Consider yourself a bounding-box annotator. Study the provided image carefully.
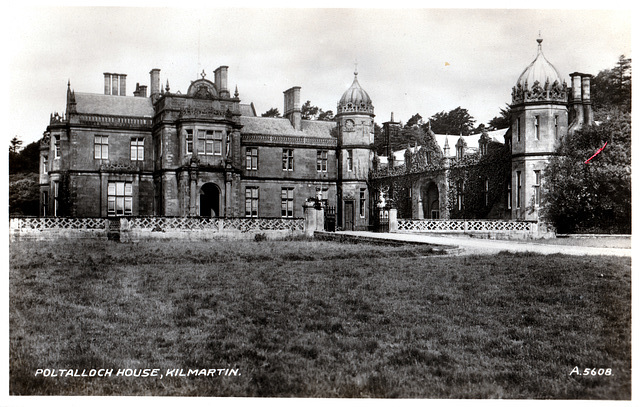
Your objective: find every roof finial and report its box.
[200,69,206,79]
[354,59,358,76]
[537,31,543,47]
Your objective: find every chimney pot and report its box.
[104,73,111,95]
[283,86,302,131]
[119,74,127,96]
[150,69,161,96]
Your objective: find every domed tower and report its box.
[335,70,375,230]
[510,37,568,220]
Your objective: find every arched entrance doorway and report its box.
[200,183,220,217]
[421,182,440,219]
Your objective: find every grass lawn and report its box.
[9,239,631,398]
[545,236,631,249]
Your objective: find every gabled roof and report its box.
[382,128,508,165]
[73,92,154,117]
[239,103,256,117]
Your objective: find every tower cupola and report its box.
[512,37,568,105]
[337,70,374,115]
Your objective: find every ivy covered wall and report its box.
[370,140,511,220]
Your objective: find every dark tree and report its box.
[428,107,476,135]
[317,110,334,121]
[9,138,41,216]
[261,108,281,117]
[591,55,631,116]
[301,100,320,120]
[9,136,23,153]
[488,105,512,130]
[10,140,40,174]
[405,113,423,128]
[541,112,631,233]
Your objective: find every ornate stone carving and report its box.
[194,85,215,100]
[512,79,568,105]
[178,106,231,119]
[100,160,138,172]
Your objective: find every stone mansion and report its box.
[39,38,593,229]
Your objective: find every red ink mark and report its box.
[585,142,607,164]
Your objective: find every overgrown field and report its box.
[9,239,631,398]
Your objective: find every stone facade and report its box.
[371,37,592,222]
[40,38,591,227]
[40,68,372,230]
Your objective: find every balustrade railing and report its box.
[11,216,304,233]
[397,219,535,232]
[12,217,107,230]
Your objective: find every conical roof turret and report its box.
[516,38,562,88]
[512,37,568,105]
[337,70,374,115]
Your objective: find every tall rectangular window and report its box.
[456,180,464,211]
[108,181,133,216]
[213,130,223,155]
[554,115,559,139]
[484,178,490,207]
[282,149,294,171]
[347,149,353,172]
[516,171,522,209]
[42,191,48,217]
[54,135,61,158]
[53,181,59,216]
[130,138,144,161]
[42,156,48,174]
[245,187,259,217]
[516,118,521,142]
[317,150,328,172]
[534,116,540,140]
[507,180,512,210]
[281,188,294,218]
[245,148,258,170]
[94,136,108,160]
[185,129,193,154]
[534,170,541,206]
[359,188,366,218]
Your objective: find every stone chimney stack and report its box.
[119,74,126,96]
[214,66,230,98]
[133,83,148,97]
[149,69,161,96]
[103,73,127,96]
[568,72,584,134]
[283,86,302,131]
[581,74,593,126]
[104,73,111,95]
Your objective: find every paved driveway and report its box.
[335,231,632,257]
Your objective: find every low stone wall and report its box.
[9,217,305,242]
[394,219,555,239]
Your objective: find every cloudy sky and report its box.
[7,6,632,145]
